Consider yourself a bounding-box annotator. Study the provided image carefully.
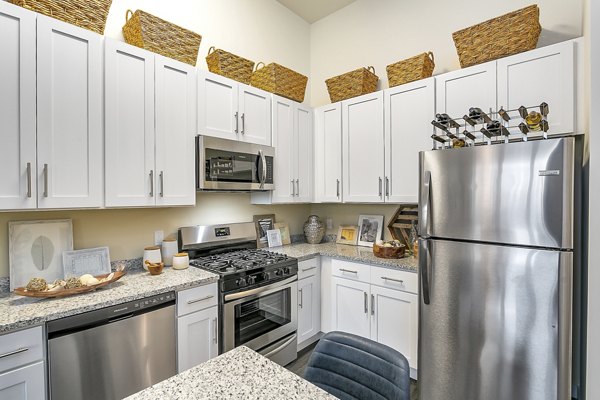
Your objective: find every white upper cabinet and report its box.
[198,71,271,146]
[0,2,36,210]
[497,40,575,136]
[384,78,435,203]
[296,104,314,202]
[105,39,155,207]
[342,92,385,203]
[314,103,342,203]
[36,15,103,209]
[155,55,197,206]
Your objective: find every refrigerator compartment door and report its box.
[419,137,575,249]
[418,239,572,400]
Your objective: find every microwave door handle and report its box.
[258,150,267,188]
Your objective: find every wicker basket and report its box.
[325,66,379,103]
[123,9,202,66]
[206,47,255,84]
[452,5,541,68]
[251,62,308,103]
[387,52,435,88]
[9,0,112,34]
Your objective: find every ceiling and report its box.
[276,0,357,23]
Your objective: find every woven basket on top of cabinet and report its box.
[325,66,379,103]
[387,52,435,88]
[206,47,255,84]
[452,4,541,68]
[122,9,202,66]
[251,63,308,103]
[8,0,112,34]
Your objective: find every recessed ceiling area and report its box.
[276,0,357,23]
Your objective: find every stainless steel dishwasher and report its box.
[47,292,177,400]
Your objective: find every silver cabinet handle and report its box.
[291,180,295,196]
[234,112,239,133]
[299,288,303,308]
[301,266,317,272]
[43,164,48,197]
[371,294,375,315]
[295,179,299,197]
[382,276,404,284]
[159,171,164,197]
[187,295,214,305]
[149,170,154,197]
[26,162,32,198]
[339,268,357,275]
[213,317,218,344]
[363,292,368,314]
[336,179,340,198]
[0,347,28,359]
[378,177,382,197]
[420,171,431,238]
[241,113,245,134]
[385,177,390,198]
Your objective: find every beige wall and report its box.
[309,0,584,106]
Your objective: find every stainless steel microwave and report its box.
[196,136,275,191]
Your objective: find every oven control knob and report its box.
[236,277,247,287]
[274,268,284,276]
[262,272,271,280]
[247,275,256,285]
[283,267,291,275]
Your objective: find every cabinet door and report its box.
[36,15,103,209]
[104,39,156,207]
[385,78,435,203]
[0,2,36,210]
[177,306,218,373]
[155,56,196,207]
[295,104,313,202]
[497,40,575,136]
[0,361,45,400]
[332,277,370,338]
[314,103,342,203]
[298,274,321,345]
[371,285,418,371]
[197,71,239,141]
[238,84,271,146]
[342,92,385,203]
[270,96,295,203]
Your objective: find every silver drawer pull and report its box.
[382,277,404,284]
[0,347,29,359]
[340,268,358,275]
[301,267,317,272]
[187,295,214,305]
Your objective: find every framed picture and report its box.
[357,215,384,247]
[63,247,111,278]
[336,225,359,245]
[266,229,283,247]
[274,222,291,245]
[9,219,73,290]
[253,214,276,248]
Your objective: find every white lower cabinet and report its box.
[332,277,371,338]
[297,257,322,349]
[0,361,45,400]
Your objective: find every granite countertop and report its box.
[0,267,218,334]
[126,346,336,400]
[271,242,418,273]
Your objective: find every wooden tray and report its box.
[13,271,126,298]
[387,204,418,249]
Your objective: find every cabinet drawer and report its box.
[0,326,43,374]
[298,257,319,280]
[370,266,418,294]
[177,284,218,316]
[332,259,370,283]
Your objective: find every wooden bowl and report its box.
[147,262,164,275]
[373,243,406,259]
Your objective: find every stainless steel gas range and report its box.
[178,222,298,366]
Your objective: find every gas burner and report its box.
[219,265,239,273]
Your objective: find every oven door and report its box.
[223,277,297,353]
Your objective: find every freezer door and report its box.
[419,137,575,249]
[418,239,573,400]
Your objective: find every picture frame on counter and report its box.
[63,247,111,278]
[336,225,359,245]
[357,215,384,247]
[254,214,276,248]
[267,229,283,248]
[9,219,74,291]
[274,222,291,245]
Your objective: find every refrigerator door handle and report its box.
[420,171,431,238]
[420,239,431,305]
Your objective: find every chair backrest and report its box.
[304,331,410,400]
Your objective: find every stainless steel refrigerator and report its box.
[418,137,582,400]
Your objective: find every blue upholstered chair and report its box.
[304,331,410,400]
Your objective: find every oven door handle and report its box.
[224,276,297,302]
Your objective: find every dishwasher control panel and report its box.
[133,292,175,311]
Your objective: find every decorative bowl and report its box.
[373,242,406,259]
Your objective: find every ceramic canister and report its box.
[172,253,189,270]
[143,246,161,271]
[161,239,178,266]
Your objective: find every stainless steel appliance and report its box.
[47,292,176,400]
[418,137,582,400]
[196,135,274,191]
[179,222,298,366]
